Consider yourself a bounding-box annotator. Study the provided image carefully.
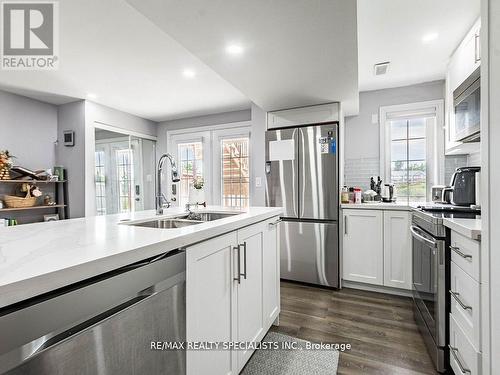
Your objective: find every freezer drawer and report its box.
[280,220,339,287]
[265,128,299,218]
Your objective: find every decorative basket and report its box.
[3,195,37,208]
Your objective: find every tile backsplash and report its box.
[444,155,468,184]
[344,157,379,190]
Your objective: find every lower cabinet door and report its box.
[186,231,238,375]
[236,223,265,371]
[263,216,280,328]
[343,209,384,285]
[383,211,412,289]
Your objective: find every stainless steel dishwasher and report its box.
[0,250,185,375]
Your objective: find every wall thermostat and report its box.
[63,130,75,147]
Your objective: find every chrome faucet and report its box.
[156,153,180,215]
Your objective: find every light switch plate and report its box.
[255,177,262,187]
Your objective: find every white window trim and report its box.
[379,100,445,201]
[165,121,252,207]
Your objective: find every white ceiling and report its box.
[0,0,250,121]
[126,0,359,115]
[358,0,480,92]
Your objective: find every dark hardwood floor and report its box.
[271,281,439,375]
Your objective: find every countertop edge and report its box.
[443,218,482,241]
[0,208,282,309]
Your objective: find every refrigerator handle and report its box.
[344,215,348,235]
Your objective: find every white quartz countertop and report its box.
[443,217,482,241]
[0,206,282,309]
[340,202,419,211]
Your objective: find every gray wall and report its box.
[56,101,86,218]
[0,90,58,169]
[344,80,445,190]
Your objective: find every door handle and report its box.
[449,290,472,311]
[241,242,247,280]
[450,246,472,260]
[448,345,471,374]
[410,226,437,248]
[234,246,241,284]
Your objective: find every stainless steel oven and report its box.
[454,67,480,143]
[411,211,449,373]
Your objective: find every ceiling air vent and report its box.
[374,61,390,76]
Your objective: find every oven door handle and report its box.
[410,226,437,248]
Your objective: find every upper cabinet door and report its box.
[383,211,412,290]
[342,209,384,286]
[265,128,299,218]
[267,103,340,129]
[299,124,339,220]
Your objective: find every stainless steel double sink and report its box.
[126,211,241,229]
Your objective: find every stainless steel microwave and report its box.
[454,67,480,143]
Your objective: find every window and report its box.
[389,118,428,202]
[221,137,250,208]
[115,149,133,213]
[95,150,106,215]
[380,100,444,204]
[167,123,251,208]
[177,141,203,206]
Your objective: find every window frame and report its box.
[379,100,445,202]
[166,121,252,208]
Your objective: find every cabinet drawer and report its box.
[449,314,481,375]
[450,231,480,282]
[450,261,480,350]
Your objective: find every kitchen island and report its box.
[0,206,282,375]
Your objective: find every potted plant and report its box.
[189,177,206,205]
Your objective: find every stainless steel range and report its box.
[411,204,480,373]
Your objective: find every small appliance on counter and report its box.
[442,167,481,207]
[431,185,448,203]
[381,183,396,203]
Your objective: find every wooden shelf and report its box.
[0,204,66,212]
[0,179,67,184]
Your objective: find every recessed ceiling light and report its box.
[422,32,438,43]
[86,93,97,99]
[182,69,196,78]
[225,44,244,55]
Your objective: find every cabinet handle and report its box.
[344,216,348,235]
[448,345,471,374]
[269,218,282,227]
[474,33,481,63]
[450,246,472,260]
[449,290,472,311]
[241,242,247,280]
[234,246,241,284]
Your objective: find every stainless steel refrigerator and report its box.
[265,123,339,287]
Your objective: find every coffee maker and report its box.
[442,167,481,207]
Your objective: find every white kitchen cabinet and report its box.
[235,223,264,369]
[445,18,481,155]
[267,103,339,129]
[383,211,412,289]
[186,216,281,375]
[186,231,238,375]
[342,210,384,285]
[262,218,280,328]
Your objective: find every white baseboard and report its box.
[341,280,413,298]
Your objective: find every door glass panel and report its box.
[221,137,250,208]
[177,142,203,207]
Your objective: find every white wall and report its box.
[343,81,445,189]
[0,90,58,169]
